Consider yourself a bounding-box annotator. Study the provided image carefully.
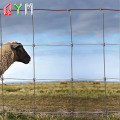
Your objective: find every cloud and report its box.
[0,0,119,82]
[0,0,119,36]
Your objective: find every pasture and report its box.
[0,81,120,120]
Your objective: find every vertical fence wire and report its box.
[32,14,36,119]
[102,11,107,119]
[119,4,120,118]
[69,10,74,119]
[0,13,4,120]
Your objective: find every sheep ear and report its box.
[11,44,20,49]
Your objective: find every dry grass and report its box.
[0,81,120,119]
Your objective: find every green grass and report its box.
[0,81,120,119]
[1,113,120,120]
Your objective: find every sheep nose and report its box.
[28,56,31,61]
[24,55,31,64]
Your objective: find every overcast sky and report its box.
[0,0,119,83]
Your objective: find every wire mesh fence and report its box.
[0,8,119,120]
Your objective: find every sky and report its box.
[0,0,119,83]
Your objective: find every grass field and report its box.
[0,81,120,120]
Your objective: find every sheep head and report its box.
[11,42,31,64]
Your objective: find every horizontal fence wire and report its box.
[0,111,120,114]
[0,8,119,11]
[0,8,120,120]
[0,43,119,47]
[1,78,120,81]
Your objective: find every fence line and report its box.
[0,13,5,120]
[32,14,36,118]
[2,78,120,81]
[0,9,120,120]
[0,43,120,46]
[69,10,74,119]
[102,11,108,119]
[0,8,119,11]
[0,111,120,115]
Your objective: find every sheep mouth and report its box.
[23,58,31,64]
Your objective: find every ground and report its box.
[0,81,120,120]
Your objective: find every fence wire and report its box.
[0,8,119,120]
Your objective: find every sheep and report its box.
[93,81,100,85]
[60,81,68,85]
[0,41,31,77]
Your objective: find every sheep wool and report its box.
[0,42,15,77]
